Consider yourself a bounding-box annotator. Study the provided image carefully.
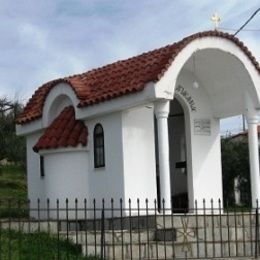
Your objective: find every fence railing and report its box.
[0,198,259,259]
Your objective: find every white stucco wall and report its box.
[43,111,125,218]
[85,111,125,212]
[26,131,45,215]
[176,69,223,208]
[24,107,126,218]
[122,105,157,211]
[43,150,88,218]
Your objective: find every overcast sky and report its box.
[0,1,259,133]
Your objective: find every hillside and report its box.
[0,165,27,201]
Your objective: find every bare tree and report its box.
[0,97,25,164]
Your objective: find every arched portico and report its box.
[154,38,260,209]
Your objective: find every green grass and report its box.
[0,166,100,259]
[0,165,27,217]
[0,164,27,200]
[0,229,100,259]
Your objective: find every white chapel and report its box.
[16,31,260,212]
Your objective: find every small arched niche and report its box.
[45,94,74,126]
[42,83,79,127]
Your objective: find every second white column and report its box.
[155,100,171,209]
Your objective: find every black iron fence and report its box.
[0,198,259,259]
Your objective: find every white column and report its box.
[247,116,260,207]
[154,100,171,209]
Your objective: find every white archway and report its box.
[155,37,260,208]
[155,37,260,110]
[42,83,79,127]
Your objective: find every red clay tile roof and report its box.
[17,30,260,125]
[33,106,88,152]
[231,125,260,139]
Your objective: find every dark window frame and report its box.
[40,155,45,178]
[94,124,105,168]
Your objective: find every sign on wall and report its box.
[194,119,211,135]
[175,85,196,112]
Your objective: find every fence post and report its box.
[100,199,105,260]
[120,198,124,260]
[255,200,259,258]
[56,199,60,260]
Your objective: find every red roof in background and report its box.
[231,125,260,139]
[17,30,260,125]
[33,106,88,152]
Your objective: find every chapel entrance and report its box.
[168,99,188,211]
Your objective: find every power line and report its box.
[220,27,260,32]
[234,8,260,36]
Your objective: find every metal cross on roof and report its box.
[211,12,221,30]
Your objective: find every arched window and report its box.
[94,124,105,168]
